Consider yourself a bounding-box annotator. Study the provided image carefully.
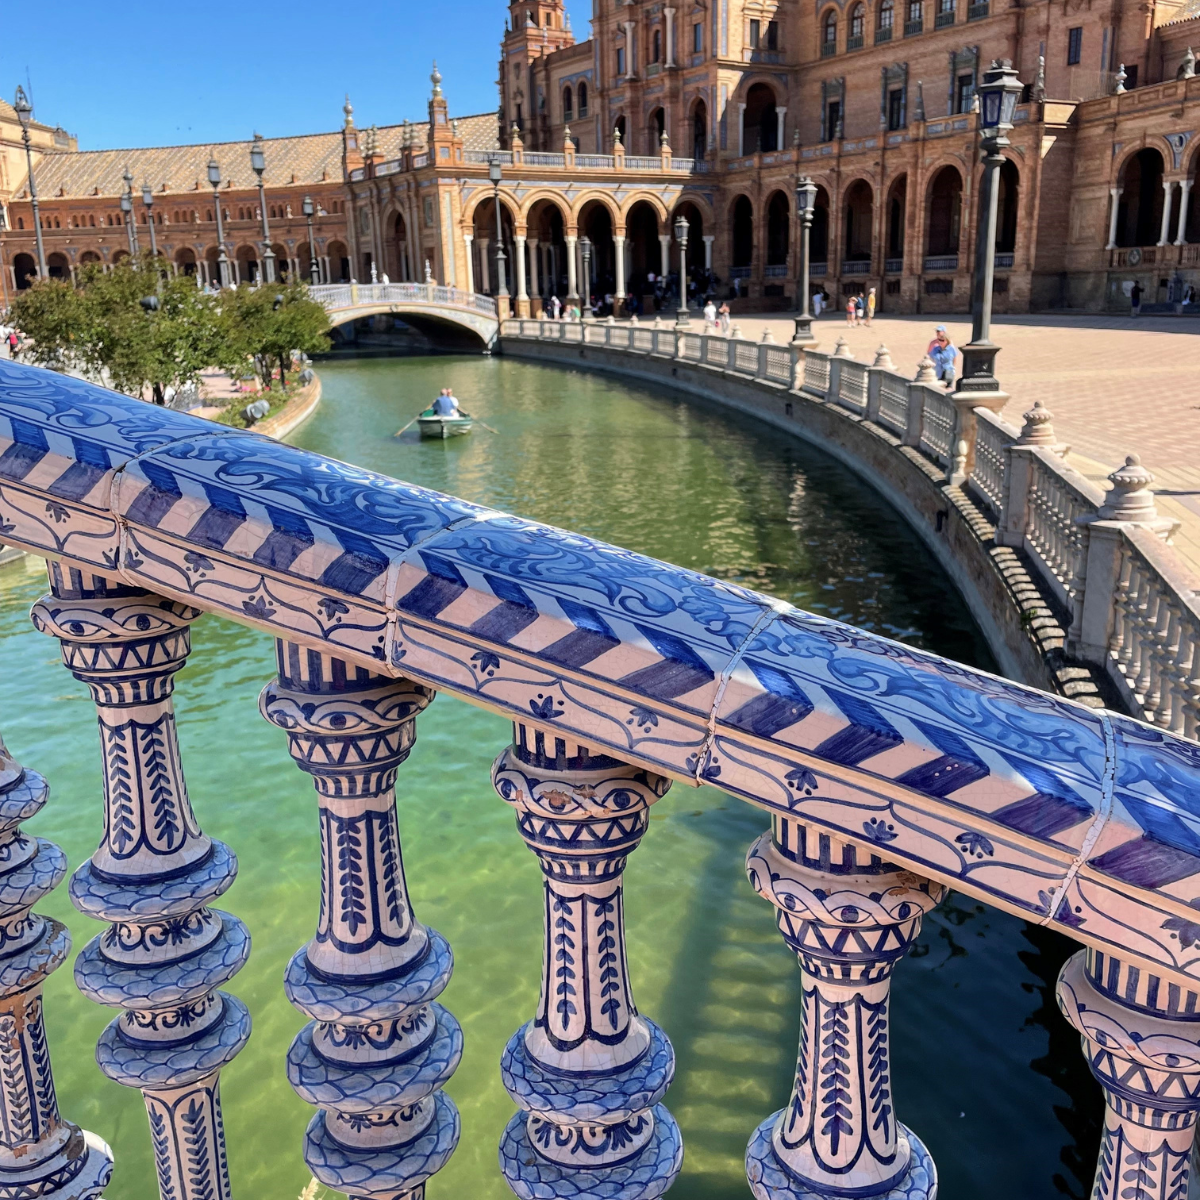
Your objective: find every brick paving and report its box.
[694,310,1200,574]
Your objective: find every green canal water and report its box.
[0,354,1100,1199]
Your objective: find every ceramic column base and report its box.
[304,1089,460,1200]
[746,1116,936,1200]
[499,1103,683,1200]
[0,1128,115,1200]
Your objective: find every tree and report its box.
[217,281,330,390]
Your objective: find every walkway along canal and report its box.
[0,352,1153,1200]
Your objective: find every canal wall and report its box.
[498,332,1089,699]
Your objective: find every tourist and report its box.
[433,388,460,416]
[4,330,18,361]
[812,290,824,318]
[718,301,731,333]
[703,298,717,329]
[1130,280,1143,317]
[549,294,562,319]
[845,295,857,326]
[855,292,866,325]
[926,325,958,387]
[866,287,876,326]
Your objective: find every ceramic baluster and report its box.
[745,816,944,1200]
[31,563,249,1200]
[259,642,460,1200]
[0,734,112,1198]
[491,722,683,1200]
[1058,949,1200,1200]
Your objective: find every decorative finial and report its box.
[1100,454,1159,522]
[1017,400,1057,446]
[873,345,895,370]
[613,125,623,147]
[424,258,433,283]
[760,328,776,344]
[1115,64,1127,94]
[452,118,460,137]
[660,129,670,149]
[343,94,354,126]
[970,91,980,114]
[832,336,854,359]
[431,60,443,98]
[915,355,938,383]
[1033,54,1046,100]
[1183,46,1197,80]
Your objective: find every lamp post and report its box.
[302,195,319,284]
[957,59,1022,397]
[13,87,47,281]
[579,234,592,319]
[140,182,158,258]
[120,189,137,256]
[250,134,276,283]
[792,175,818,346]
[208,158,231,288]
[673,213,690,329]
[488,158,508,309]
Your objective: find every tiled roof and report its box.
[11,112,499,200]
[1162,0,1200,23]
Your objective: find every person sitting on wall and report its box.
[926,325,958,388]
[433,388,460,416]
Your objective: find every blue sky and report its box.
[2,0,587,150]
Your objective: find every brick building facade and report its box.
[3,0,1200,313]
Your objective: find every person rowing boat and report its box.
[432,387,461,416]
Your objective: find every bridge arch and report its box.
[313,283,499,351]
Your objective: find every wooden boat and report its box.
[417,407,474,439]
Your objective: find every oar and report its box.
[393,411,425,437]
[473,417,500,434]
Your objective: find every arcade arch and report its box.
[926,166,963,258]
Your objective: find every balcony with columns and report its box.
[8,349,1200,1200]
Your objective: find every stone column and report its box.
[776,106,787,150]
[1058,950,1200,1200]
[527,236,540,306]
[463,233,475,293]
[478,236,491,293]
[665,7,676,66]
[746,817,943,1200]
[1175,179,1193,245]
[0,735,113,1198]
[1158,179,1175,246]
[32,564,249,1200]
[1106,187,1121,250]
[703,234,714,269]
[515,233,530,316]
[659,233,671,278]
[565,233,579,302]
[738,103,747,156]
[260,646,461,1200]
[613,233,627,302]
[492,725,683,1200]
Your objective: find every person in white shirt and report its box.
[703,299,717,329]
[433,388,460,416]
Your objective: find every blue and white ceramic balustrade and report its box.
[260,641,461,1200]
[0,735,112,1200]
[746,817,943,1200]
[492,722,683,1200]
[32,562,250,1200]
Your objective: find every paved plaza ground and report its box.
[695,311,1200,576]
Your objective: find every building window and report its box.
[579,81,589,115]
[908,0,922,23]
[826,99,842,140]
[544,10,552,25]
[935,0,955,26]
[879,0,894,29]
[564,85,573,119]
[748,18,760,48]
[653,27,662,61]
[888,86,904,129]
[955,71,974,112]
[822,11,837,55]
[16,217,23,229]
[693,21,703,52]
[766,19,779,48]
[1067,26,1082,65]
[848,3,865,48]
[616,46,625,76]
[1124,63,1138,88]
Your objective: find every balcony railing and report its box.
[924,254,959,270]
[904,16,923,33]
[995,251,1014,269]
[967,0,989,16]
[730,265,752,278]
[811,260,828,276]
[846,32,864,49]
[885,256,904,273]
[7,326,1200,1200]
[842,259,871,274]
[360,147,697,176]
[821,40,837,56]
[764,263,788,277]
[934,6,956,25]
[875,24,893,42]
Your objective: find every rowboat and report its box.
[417,408,474,439]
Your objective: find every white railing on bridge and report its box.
[309,282,499,317]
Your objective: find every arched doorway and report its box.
[648,107,665,154]
[13,253,36,289]
[327,240,350,283]
[673,201,706,303]
[765,191,789,268]
[886,175,907,266]
[691,100,708,161]
[731,195,754,286]
[843,180,874,265]
[812,186,830,270]
[235,245,259,284]
[47,252,70,280]
[392,214,411,281]
[270,244,289,281]
[625,199,662,308]
[472,195,517,297]
[577,199,616,308]
[1116,148,1165,248]
[526,198,569,309]
[175,247,197,276]
[997,159,1019,255]
[742,83,778,154]
[614,116,627,148]
[926,166,963,260]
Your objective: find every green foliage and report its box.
[4,256,330,404]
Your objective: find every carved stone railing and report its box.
[8,353,1200,1200]
[310,282,499,318]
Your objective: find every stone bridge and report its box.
[309,281,499,348]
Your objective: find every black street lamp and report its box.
[250,134,276,284]
[673,213,690,329]
[120,187,137,256]
[13,87,47,281]
[957,59,1023,396]
[792,176,818,346]
[579,235,592,319]
[489,158,508,302]
[302,195,319,284]
[140,182,158,258]
[207,158,231,288]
